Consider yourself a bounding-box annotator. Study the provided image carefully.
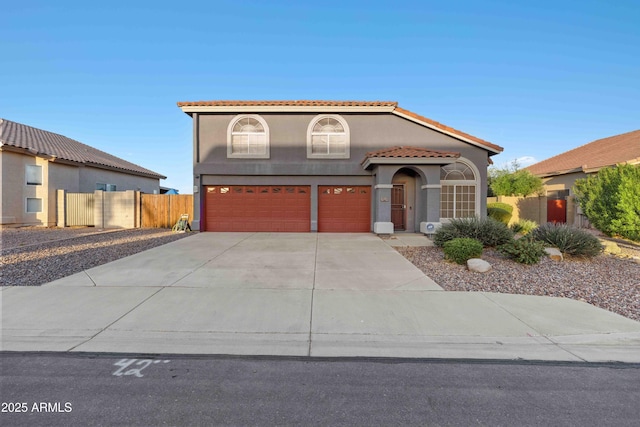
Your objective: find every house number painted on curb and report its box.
[112,358,170,377]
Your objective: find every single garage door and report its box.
[318,186,371,232]
[204,185,310,232]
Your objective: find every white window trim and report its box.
[439,158,481,221]
[26,164,43,186]
[227,114,270,159]
[306,114,350,159]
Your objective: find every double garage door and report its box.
[204,185,370,232]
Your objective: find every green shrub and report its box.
[443,238,483,264]
[574,164,640,242]
[510,219,538,235]
[489,166,544,197]
[532,223,603,257]
[498,236,547,265]
[433,217,514,248]
[487,202,513,225]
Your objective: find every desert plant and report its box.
[510,219,538,235]
[433,217,514,248]
[487,202,513,225]
[531,223,603,257]
[498,236,547,265]
[443,238,483,265]
[574,164,640,242]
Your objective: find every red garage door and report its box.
[204,186,310,232]
[318,186,371,232]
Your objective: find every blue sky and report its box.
[2,0,638,193]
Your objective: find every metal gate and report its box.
[66,193,94,226]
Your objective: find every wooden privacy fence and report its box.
[141,194,193,228]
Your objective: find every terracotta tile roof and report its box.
[0,119,166,179]
[177,100,398,108]
[177,100,503,154]
[526,129,640,177]
[364,146,461,160]
[393,107,503,153]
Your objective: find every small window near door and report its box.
[26,165,43,185]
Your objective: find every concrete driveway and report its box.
[2,233,640,362]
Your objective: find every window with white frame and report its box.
[26,198,42,213]
[227,115,270,158]
[26,165,43,185]
[440,161,478,219]
[307,115,350,159]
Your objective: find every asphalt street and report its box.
[1,353,639,426]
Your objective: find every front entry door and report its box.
[391,184,405,231]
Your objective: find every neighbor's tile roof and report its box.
[177,100,503,154]
[176,100,398,108]
[526,129,640,176]
[0,119,166,179]
[364,146,461,160]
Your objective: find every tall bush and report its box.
[489,163,543,197]
[574,164,640,241]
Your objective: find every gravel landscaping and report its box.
[1,227,193,287]
[397,243,640,322]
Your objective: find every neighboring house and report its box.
[178,100,503,233]
[0,118,166,227]
[526,129,640,224]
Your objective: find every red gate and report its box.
[547,199,566,223]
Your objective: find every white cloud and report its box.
[494,156,537,169]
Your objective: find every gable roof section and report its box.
[177,100,503,155]
[526,129,640,177]
[361,146,460,169]
[0,119,166,179]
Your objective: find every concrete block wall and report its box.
[93,190,139,229]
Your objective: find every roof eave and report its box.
[179,105,397,114]
[84,162,166,180]
[362,157,458,169]
[391,109,503,155]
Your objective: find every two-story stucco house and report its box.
[1,118,166,227]
[178,100,503,233]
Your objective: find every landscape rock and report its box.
[467,258,492,273]
[545,247,563,261]
[600,239,622,255]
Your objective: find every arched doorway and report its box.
[392,168,420,232]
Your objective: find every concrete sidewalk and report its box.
[2,233,640,362]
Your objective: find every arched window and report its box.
[307,114,350,159]
[440,160,479,219]
[227,115,269,158]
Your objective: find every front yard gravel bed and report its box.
[397,247,640,322]
[1,228,193,287]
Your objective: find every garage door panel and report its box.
[205,185,310,232]
[318,186,371,232]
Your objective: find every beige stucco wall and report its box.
[541,172,589,193]
[1,151,54,226]
[78,167,160,194]
[1,150,160,227]
[488,195,546,225]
